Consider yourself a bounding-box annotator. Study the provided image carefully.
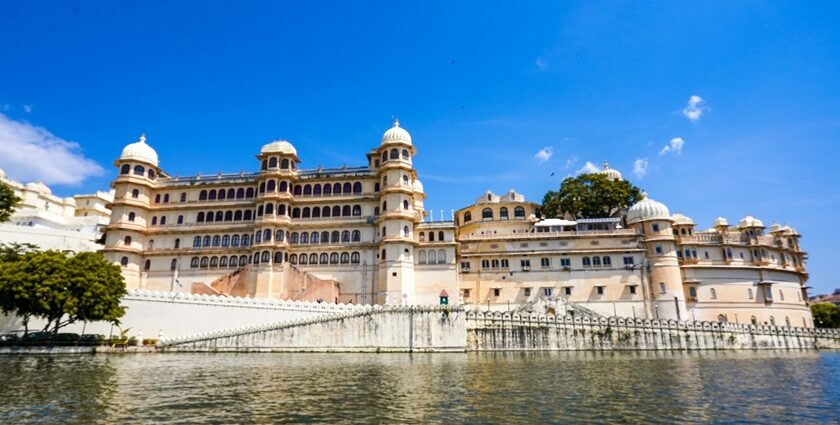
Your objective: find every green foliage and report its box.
[0,181,21,223]
[811,303,840,328]
[0,250,127,335]
[542,173,643,219]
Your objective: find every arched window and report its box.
[229,256,238,267]
[659,282,666,294]
[313,207,321,218]
[710,288,717,300]
[180,193,187,202]
[215,211,223,222]
[259,182,266,194]
[210,257,218,267]
[278,204,286,216]
[592,256,601,267]
[279,181,288,192]
[419,250,427,264]
[203,236,211,247]
[117,256,128,267]
[717,314,727,323]
[341,231,351,243]
[333,183,341,194]
[323,184,332,195]
[404,226,410,237]
[209,190,217,200]
[419,232,425,242]
[219,256,228,267]
[331,231,340,243]
[212,236,221,246]
[321,231,329,244]
[353,182,362,193]
[390,148,399,159]
[255,231,262,243]
[147,239,154,250]
[224,211,233,221]
[276,230,285,242]
[281,158,290,169]
[238,255,247,266]
[343,182,352,194]
[403,200,409,210]
[382,151,388,162]
[499,207,509,219]
[438,231,444,241]
[123,236,132,245]
[374,182,380,192]
[200,257,209,268]
[464,212,472,222]
[275,252,284,264]
[222,235,230,247]
[261,251,270,263]
[205,211,214,222]
[290,232,299,244]
[402,175,409,185]
[231,234,240,247]
[268,157,277,168]
[319,253,328,264]
[308,253,317,265]
[151,216,157,226]
[437,249,446,264]
[340,252,350,264]
[236,188,245,199]
[292,208,301,218]
[177,215,183,224]
[381,249,386,260]
[302,207,311,218]
[246,188,255,198]
[190,257,199,268]
[261,160,267,171]
[769,316,776,326]
[133,165,145,175]
[303,185,312,196]
[330,253,339,264]
[381,226,386,238]
[241,234,250,246]
[482,208,493,220]
[244,210,252,221]
[298,253,308,265]
[120,164,130,174]
[265,203,274,215]
[603,256,611,266]
[313,184,321,196]
[227,189,235,199]
[582,257,591,267]
[193,236,201,248]
[132,189,140,199]
[218,190,226,200]
[352,205,361,216]
[429,232,435,242]
[402,149,409,159]
[311,232,320,244]
[352,230,361,242]
[321,206,330,217]
[127,212,136,222]
[162,216,168,226]
[429,250,437,264]
[514,207,526,218]
[342,205,351,216]
[174,238,180,249]
[267,180,276,192]
[332,206,341,217]
[171,259,178,270]
[351,252,360,264]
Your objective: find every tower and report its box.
[626,193,687,320]
[103,134,160,290]
[375,120,420,304]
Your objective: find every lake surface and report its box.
[1,351,839,424]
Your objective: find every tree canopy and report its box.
[811,303,840,328]
[541,173,643,219]
[0,180,21,223]
[0,247,126,335]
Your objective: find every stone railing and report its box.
[125,290,370,314]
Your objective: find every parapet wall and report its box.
[159,305,467,352]
[466,312,840,351]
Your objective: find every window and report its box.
[120,164,130,174]
[500,259,508,268]
[747,288,753,299]
[170,259,178,270]
[353,205,362,216]
[629,285,637,294]
[596,286,604,295]
[123,236,132,245]
[193,236,201,248]
[500,207,509,219]
[132,189,140,198]
[151,217,157,226]
[602,256,611,267]
[481,259,490,269]
[482,208,493,220]
[521,259,531,269]
[582,257,591,267]
[460,261,470,271]
[133,165,144,175]
[655,245,662,255]
[160,216,166,225]
[689,287,697,298]
[563,287,571,296]
[120,257,129,266]
[524,288,531,297]
[710,288,717,300]
[352,230,361,242]
[147,239,155,250]
[623,256,634,266]
[437,249,446,264]
[514,207,526,218]
[779,290,784,301]
[177,215,184,225]
[652,224,659,232]
[560,258,571,268]
[592,256,601,267]
[403,226,410,237]
[540,258,550,268]
[351,252,361,264]
[659,282,666,294]
[464,212,472,222]
[127,212,135,222]
[438,231,444,241]
[174,238,180,249]
[543,287,552,297]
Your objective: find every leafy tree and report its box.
[0,250,126,335]
[541,173,643,219]
[0,180,21,223]
[811,303,840,328]
[0,242,38,263]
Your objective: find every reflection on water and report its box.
[1,351,839,424]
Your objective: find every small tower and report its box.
[375,119,419,304]
[626,192,687,320]
[104,134,161,290]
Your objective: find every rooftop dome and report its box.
[413,179,424,193]
[25,182,51,195]
[738,215,764,228]
[671,213,694,226]
[260,140,298,156]
[770,223,783,233]
[381,119,412,145]
[120,134,159,166]
[626,192,671,224]
[714,217,729,227]
[598,161,622,181]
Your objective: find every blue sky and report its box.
[1,2,839,294]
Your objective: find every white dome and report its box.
[770,223,783,233]
[25,182,51,194]
[413,179,424,193]
[626,192,670,224]
[598,161,622,181]
[381,119,412,145]
[120,134,159,166]
[261,140,298,156]
[714,217,729,227]
[671,213,694,226]
[738,215,764,228]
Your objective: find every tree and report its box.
[541,173,643,219]
[0,180,21,223]
[0,250,126,335]
[811,303,840,328]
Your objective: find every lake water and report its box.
[1,351,839,424]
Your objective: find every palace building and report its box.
[101,121,813,326]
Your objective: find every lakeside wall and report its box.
[466,312,840,351]
[159,305,467,352]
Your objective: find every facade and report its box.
[0,168,112,252]
[101,123,813,326]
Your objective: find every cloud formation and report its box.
[633,158,649,178]
[563,155,578,169]
[659,137,685,156]
[22,105,32,113]
[0,113,104,185]
[576,161,599,174]
[534,146,554,162]
[535,57,549,71]
[681,95,707,122]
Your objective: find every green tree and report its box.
[541,173,643,219]
[0,250,126,335]
[811,303,840,328]
[0,180,21,223]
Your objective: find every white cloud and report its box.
[534,146,554,162]
[0,113,104,185]
[659,137,685,156]
[633,158,649,178]
[681,95,707,122]
[576,161,599,174]
[563,155,578,169]
[535,57,550,71]
[22,105,32,113]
